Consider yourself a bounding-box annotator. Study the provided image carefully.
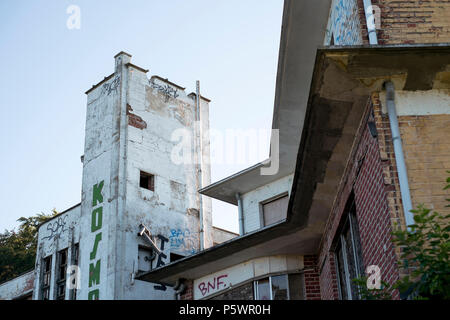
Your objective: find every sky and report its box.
[0,0,284,233]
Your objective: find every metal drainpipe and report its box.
[196,81,204,251]
[174,279,186,300]
[363,0,378,45]
[385,82,414,227]
[235,193,244,235]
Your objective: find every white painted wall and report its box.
[324,0,363,45]
[0,271,34,300]
[29,52,214,300]
[241,174,294,233]
[379,89,450,116]
[33,204,81,300]
[193,255,304,300]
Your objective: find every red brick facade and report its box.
[317,101,401,300]
[304,255,321,300]
[180,280,193,300]
[357,0,450,45]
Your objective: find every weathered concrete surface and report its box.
[30,52,213,300]
[0,271,34,300]
[33,204,81,300]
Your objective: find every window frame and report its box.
[333,194,365,300]
[139,171,155,192]
[55,248,68,300]
[69,243,79,300]
[259,192,289,228]
[41,255,52,300]
[253,273,302,300]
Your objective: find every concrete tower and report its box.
[74,52,212,300]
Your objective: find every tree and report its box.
[0,210,57,283]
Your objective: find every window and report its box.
[254,274,304,300]
[41,256,52,300]
[261,194,289,227]
[334,193,365,300]
[138,246,156,273]
[56,249,68,300]
[69,243,79,300]
[170,252,185,263]
[140,171,154,191]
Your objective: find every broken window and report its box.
[56,249,68,300]
[334,193,365,300]
[140,171,155,191]
[254,273,304,300]
[69,243,79,300]
[41,256,52,300]
[261,194,289,227]
[138,245,156,273]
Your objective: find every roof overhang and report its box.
[199,0,333,205]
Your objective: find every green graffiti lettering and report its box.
[88,289,100,300]
[91,207,103,232]
[92,181,104,207]
[90,232,102,260]
[89,260,101,288]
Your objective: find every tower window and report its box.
[41,256,52,300]
[56,249,68,300]
[140,171,154,191]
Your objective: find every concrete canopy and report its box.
[199,0,333,205]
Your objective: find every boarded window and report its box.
[140,171,154,191]
[138,246,156,273]
[262,195,289,227]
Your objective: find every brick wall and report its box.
[180,280,193,300]
[304,255,321,300]
[357,0,450,44]
[399,114,450,214]
[318,100,401,299]
[374,91,450,274]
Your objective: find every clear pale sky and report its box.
[0,0,283,233]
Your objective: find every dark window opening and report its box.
[41,256,52,300]
[334,193,365,300]
[69,243,79,300]
[140,171,154,191]
[56,249,68,300]
[170,253,185,263]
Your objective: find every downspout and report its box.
[196,81,204,251]
[384,82,414,227]
[235,193,244,235]
[363,0,378,45]
[174,278,186,300]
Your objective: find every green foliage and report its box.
[0,210,57,283]
[352,277,394,300]
[354,173,450,300]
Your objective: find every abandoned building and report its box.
[1,0,450,300]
